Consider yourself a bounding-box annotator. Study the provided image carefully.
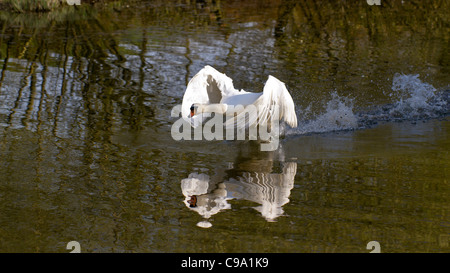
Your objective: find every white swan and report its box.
[181,66,298,129]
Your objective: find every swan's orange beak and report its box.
[190,105,195,117]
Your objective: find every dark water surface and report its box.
[0,0,449,252]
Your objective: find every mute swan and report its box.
[181,66,298,129]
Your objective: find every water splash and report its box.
[287,74,449,136]
[359,74,449,125]
[389,73,446,118]
[288,92,358,135]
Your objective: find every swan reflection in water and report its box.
[181,144,297,228]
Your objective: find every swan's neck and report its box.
[198,103,228,114]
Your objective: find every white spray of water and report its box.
[286,74,448,136]
[389,73,444,118]
[288,92,358,135]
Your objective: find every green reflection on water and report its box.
[0,0,448,252]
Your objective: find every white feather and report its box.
[181,65,298,129]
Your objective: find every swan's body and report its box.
[181,66,298,129]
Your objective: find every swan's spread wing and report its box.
[224,76,297,129]
[256,75,298,128]
[181,65,236,120]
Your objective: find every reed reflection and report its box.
[181,144,297,228]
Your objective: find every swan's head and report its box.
[189,104,199,117]
[187,195,198,207]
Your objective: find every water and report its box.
[0,0,449,253]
